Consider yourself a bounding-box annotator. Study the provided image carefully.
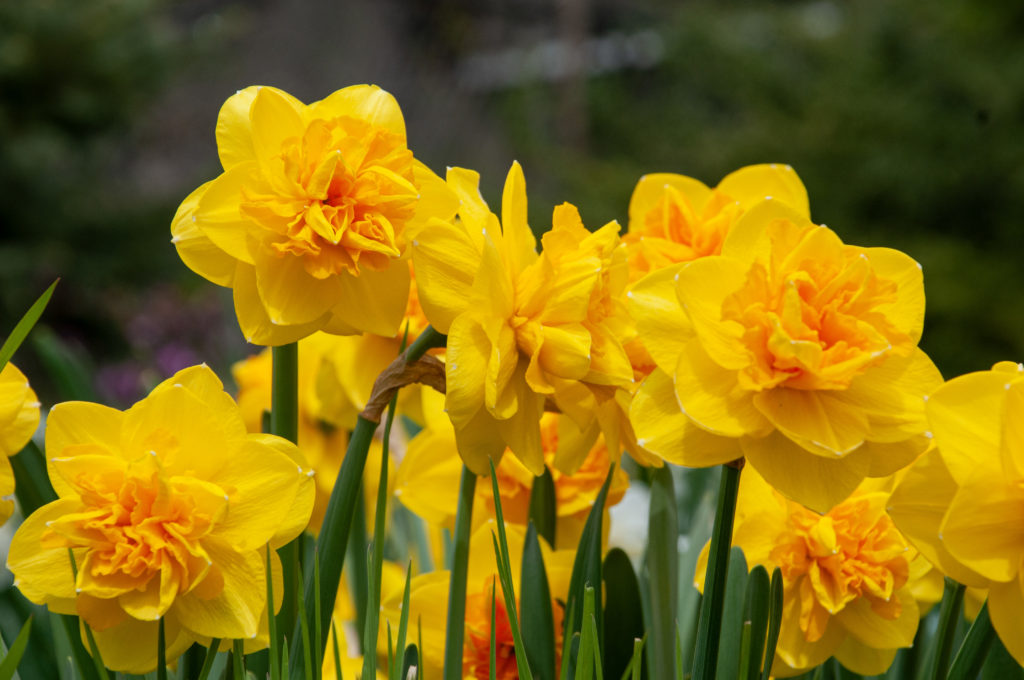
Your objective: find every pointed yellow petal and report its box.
[446,313,490,425]
[254,249,341,325]
[773,583,844,674]
[721,197,812,264]
[673,338,770,438]
[45,401,124,497]
[987,576,1024,666]
[409,160,459,231]
[411,219,484,333]
[216,86,259,170]
[836,589,918,649]
[496,383,545,475]
[326,261,410,338]
[500,161,536,273]
[310,84,406,139]
[926,368,1007,486]
[246,433,316,548]
[742,431,869,513]
[940,471,1024,582]
[753,388,869,457]
[1001,381,1024,480]
[394,427,462,527]
[862,246,926,344]
[233,261,325,345]
[716,164,809,216]
[172,181,238,287]
[628,173,711,229]
[174,540,265,639]
[195,163,259,265]
[673,256,750,371]
[626,264,691,374]
[629,369,742,467]
[250,86,305,168]
[447,166,493,236]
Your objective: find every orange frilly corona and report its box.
[6,365,315,673]
[172,85,457,345]
[629,193,941,511]
[698,469,921,676]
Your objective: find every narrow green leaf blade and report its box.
[521,523,556,680]
[0,278,58,372]
[0,615,33,680]
[741,566,770,680]
[602,548,645,680]
[949,601,997,680]
[760,567,784,680]
[528,467,557,549]
[645,466,677,680]
[716,546,748,680]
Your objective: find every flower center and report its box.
[723,219,908,391]
[240,115,417,279]
[44,456,228,601]
[770,492,909,642]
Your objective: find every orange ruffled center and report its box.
[723,219,910,391]
[240,115,417,279]
[770,492,909,643]
[43,456,227,609]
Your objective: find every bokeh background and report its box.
[2,0,1023,408]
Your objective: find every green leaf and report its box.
[401,644,419,680]
[574,586,597,680]
[761,568,783,680]
[528,467,557,548]
[716,546,749,680]
[0,615,32,680]
[490,581,498,680]
[949,601,997,680]
[346,485,370,650]
[926,579,965,680]
[521,523,557,680]
[740,566,770,680]
[267,547,281,680]
[645,466,677,680]
[390,563,413,680]
[630,636,646,680]
[442,466,478,680]
[691,462,742,680]
[675,483,716,674]
[0,278,58,373]
[156,618,167,680]
[602,549,645,680]
[32,325,97,401]
[562,465,616,679]
[331,627,343,680]
[232,639,246,680]
[979,631,1024,680]
[196,639,221,680]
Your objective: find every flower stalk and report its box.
[691,460,743,680]
[272,342,301,648]
[929,579,966,680]
[442,464,478,680]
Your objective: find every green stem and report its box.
[929,579,966,680]
[691,461,743,680]
[946,601,996,680]
[443,465,478,680]
[272,342,300,647]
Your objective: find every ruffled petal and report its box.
[940,469,1024,583]
[716,163,810,216]
[233,261,325,345]
[836,588,918,649]
[309,84,406,139]
[626,264,692,374]
[753,388,869,457]
[926,368,1007,486]
[254,248,342,325]
[326,262,410,338]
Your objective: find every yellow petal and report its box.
[673,338,770,438]
[887,449,988,587]
[446,166,493,237]
[626,264,691,374]
[0,456,13,525]
[832,636,898,676]
[0,387,39,458]
[195,163,259,265]
[446,313,490,426]
[860,435,930,478]
[45,401,124,497]
[629,368,742,467]
[309,84,405,139]
[742,431,869,513]
[249,86,305,169]
[254,248,342,325]
[215,86,260,169]
[720,197,812,264]
[88,614,193,674]
[174,540,265,639]
[172,181,237,287]
[496,380,546,476]
[926,368,1007,486]
[988,576,1024,666]
[536,323,591,382]
[731,467,792,567]
[411,219,484,333]
[1001,381,1024,480]
[753,388,869,457]
[500,161,536,274]
[326,262,410,338]
[233,261,324,345]
[409,159,459,231]
[453,407,508,476]
[394,427,462,527]
[7,500,81,605]
[940,470,1024,582]
[484,321,518,418]
[673,256,750,371]
[628,173,711,228]
[862,246,926,344]
[773,582,844,674]
[716,164,810,216]
[836,588,918,649]
[249,433,316,547]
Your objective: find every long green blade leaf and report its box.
[196,639,222,680]
[760,567,783,680]
[390,563,413,680]
[740,566,770,680]
[602,549,645,680]
[716,546,748,680]
[948,601,997,680]
[0,615,32,680]
[0,278,58,372]
[528,467,557,549]
[927,579,965,680]
[645,466,677,680]
[521,523,556,680]
[442,465,477,680]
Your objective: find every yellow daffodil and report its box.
[412,162,633,474]
[233,331,403,533]
[0,362,41,524]
[888,361,1024,664]
[380,519,573,679]
[624,164,809,283]
[698,469,920,676]
[629,196,941,511]
[6,365,314,673]
[395,390,628,549]
[172,85,457,345]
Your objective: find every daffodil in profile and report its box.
[629,195,941,511]
[6,365,314,673]
[698,469,921,676]
[172,84,457,345]
[889,361,1024,665]
[412,162,633,474]
[0,362,41,525]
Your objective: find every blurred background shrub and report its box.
[2,0,1022,406]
